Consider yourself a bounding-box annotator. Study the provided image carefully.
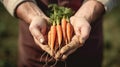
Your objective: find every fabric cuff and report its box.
[84,0,118,12]
[2,0,36,17]
[96,0,118,11]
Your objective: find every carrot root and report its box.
[56,24,63,47]
[61,17,67,44]
[67,22,73,43]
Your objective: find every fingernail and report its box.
[40,38,44,43]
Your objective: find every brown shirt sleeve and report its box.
[0,0,36,16]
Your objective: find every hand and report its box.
[70,16,91,43]
[29,16,53,56]
[55,16,91,60]
[16,2,54,56]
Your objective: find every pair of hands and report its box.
[16,0,104,61]
[29,16,91,61]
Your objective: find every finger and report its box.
[70,16,75,26]
[74,27,81,36]
[38,22,47,35]
[55,35,80,60]
[60,35,80,54]
[60,35,83,60]
[55,51,62,60]
[80,24,91,44]
[34,37,53,56]
[29,26,45,43]
[61,48,77,61]
[70,16,81,36]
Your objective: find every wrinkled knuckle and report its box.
[35,34,40,40]
[55,52,61,60]
[29,25,34,31]
[70,16,74,19]
[60,49,65,54]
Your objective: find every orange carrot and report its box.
[61,17,67,44]
[67,22,73,43]
[48,4,74,50]
[56,24,62,47]
[50,25,57,54]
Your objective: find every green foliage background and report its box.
[0,2,120,67]
[0,3,18,67]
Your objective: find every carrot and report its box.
[67,22,73,43]
[48,4,74,51]
[50,24,56,54]
[61,17,67,44]
[56,19,63,47]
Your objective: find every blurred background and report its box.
[0,2,120,67]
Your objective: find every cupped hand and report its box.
[70,16,91,43]
[55,16,91,60]
[29,16,53,56]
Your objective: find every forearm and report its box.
[0,0,35,16]
[0,0,47,24]
[74,0,105,23]
[16,2,47,24]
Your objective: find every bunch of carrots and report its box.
[47,4,74,54]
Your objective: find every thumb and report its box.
[62,48,77,61]
[80,24,91,44]
[29,26,45,43]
